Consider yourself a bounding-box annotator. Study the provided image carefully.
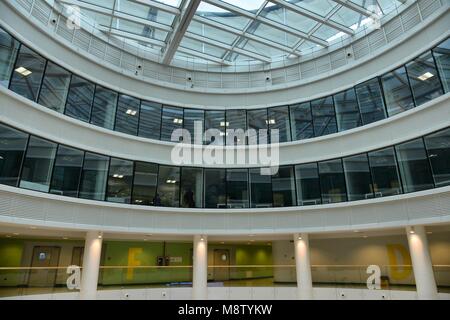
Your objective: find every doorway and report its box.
[213,249,230,281]
[28,246,61,287]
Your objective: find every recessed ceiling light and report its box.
[13,233,19,236]
[126,109,137,116]
[15,66,32,76]
[220,241,225,244]
[418,72,434,81]
[427,231,433,234]
[362,235,368,238]
[63,237,68,240]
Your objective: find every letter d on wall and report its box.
[366,265,381,290]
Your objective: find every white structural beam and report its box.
[177,47,232,65]
[162,0,201,65]
[97,26,166,47]
[294,233,313,300]
[202,0,328,47]
[192,235,208,300]
[331,0,375,17]
[270,0,354,35]
[80,231,103,300]
[129,0,181,15]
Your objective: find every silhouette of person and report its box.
[183,188,195,208]
[153,193,161,206]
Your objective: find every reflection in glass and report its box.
[79,152,109,200]
[107,158,133,203]
[90,86,118,129]
[0,28,20,87]
[204,110,225,145]
[161,106,183,142]
[115,94,140,135]
[157,165,180,207]
[368,147,402,197]
[180,167,203,208]
[38,62,71,112]
[355,78,387,125]
[0,124,28,186]
[249,168,272,208]
[424,128,450,187]
[65,75,95,122]
[396,138,434,193]
[290,102,314,140]
[139,101,161,140]
[9,45,46,101]
[433,38,450,93]
[19,136,57,192]
[272,166,296,207]
[204,168,226,208]
[334,88,361,131]
[268,106,291,143]
[343,154,373,201]
[226,169,249,208]
[226,109,247,146]
[183,109,204,145]
[132,162,158,205]
[50,145,83,197]
[318,159,347,203]
[295,163,321,205]
[380,66,415,116]
[311,96,337,137]
[247,109,268,144]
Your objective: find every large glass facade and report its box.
[90,86,118,130]
[290,102,314,140]
[115,94,140,136]
[19,136,57,192]
[295,163,321,205]
[49,145,83,197]
[205,110,225,145]
[249,168,272,208]
[247,109,268,145]
[226,110,246,145]
[334,89,362,131]
[161,106,183,142]
[433,38,450,93]
[311,96,337,137]
[183,109,204,145]
[318,159,347,203]
[156,165,180,207]
[381,66,415,116]
[79,152,109,200]
[226,169,249,208]
[355,79,387,125]
[0,28,19,87]
[64,75,95,122]
[424,128,450,187]
[343,154,373,201]
[138,101,161,140]
[107,158,133,203]
[0,124,28,186]
[180,167,203,208]
[395,138,434,193]
[132,162,158,205]
[406,52,443,106]
[204,168,226,208]
[368,147,402,197]
[9,45,46,101]
[37,62,71,113]
[272,166,296,207]
[268,106,291,143]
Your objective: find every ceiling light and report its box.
[417,72,434,81]
[113,174,124,179]
[298,236,302,240]
[265,119,276,125]
[63,237,68,240]
[13,233,19,236]
[126,109,137,116]
[362,235,368,238]
[220,241,225,244]
[409,230,415,234]
[15,66,32,76]
[5,235,11,238]
[173,118,183,124]
[220,121,230,127]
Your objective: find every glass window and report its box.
[19,136,57,192]
[334,88,362,131]
[424,128,450,187]
[406,51,444,106]
[64,75,94,122]
[343,153,374,201]
[295,163,321,205]
[204,168,226,208]
[115,94,140,136]
[37,62,71,112]
[50,145,83,197]
[311,96,337,137]
[79,152,109,200]
[368,147,402,197]
[318,159,347,203]
[9,45,46,101]
[183,109,204,145]
[204,110,225,145]
[395,138,434,193]
[433,38,450,93]
[156,165,180,207]
[226,169,249,208]
[355,78,387,125]
[106,158,133,203]
[226,110,247,146]
[132,162,158,205]
[138,101,161,140]
[90,86,118,130]
[380,66,415,116]
[247,109,268,145]
[272,166,296,207]
[0,28,20,87]
[290,102,314,140]
[180,167,203,208]
[161,106,183,142]
[249,168,273,208]
[0,124,28,186]
[268,106,291,143]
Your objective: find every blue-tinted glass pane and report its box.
[311,96,337,136]
[355,78,387,125]
[295,163,321,205]
[368,147,402,197]
[65,75,94,122]
[79,152,109,200]
[247,109,268,145]
[424,128,450,187]
[204,168,226,208]
[268,106,291,143]
[226,110,247,146]
[380,66,415,116]
[343,153,373,201]
[156,165,180,207]
[38,62,71,113]
[132,162,158,206]
[115,94,140,135]
[334,88,362,131]
[226,169,249,208]
[161,106,183,142]
[180,167,203,208]
[249,168,272,208]
[0,28,20,87]
[90,86,118,129]
[50,145,83,197]
[290,102,314,140]
[272,166,296,207]
[0,124,28,186]
[204,110,225,145]
[318,159,347,203]
[107,158,133,203]
[138,101,161,140]
[433,38,450,93]
[184,109,204,145]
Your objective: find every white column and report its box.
[406,226,438,300]
[80,231,103,300]
[192,235,208,300]
[294,233,313,300]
